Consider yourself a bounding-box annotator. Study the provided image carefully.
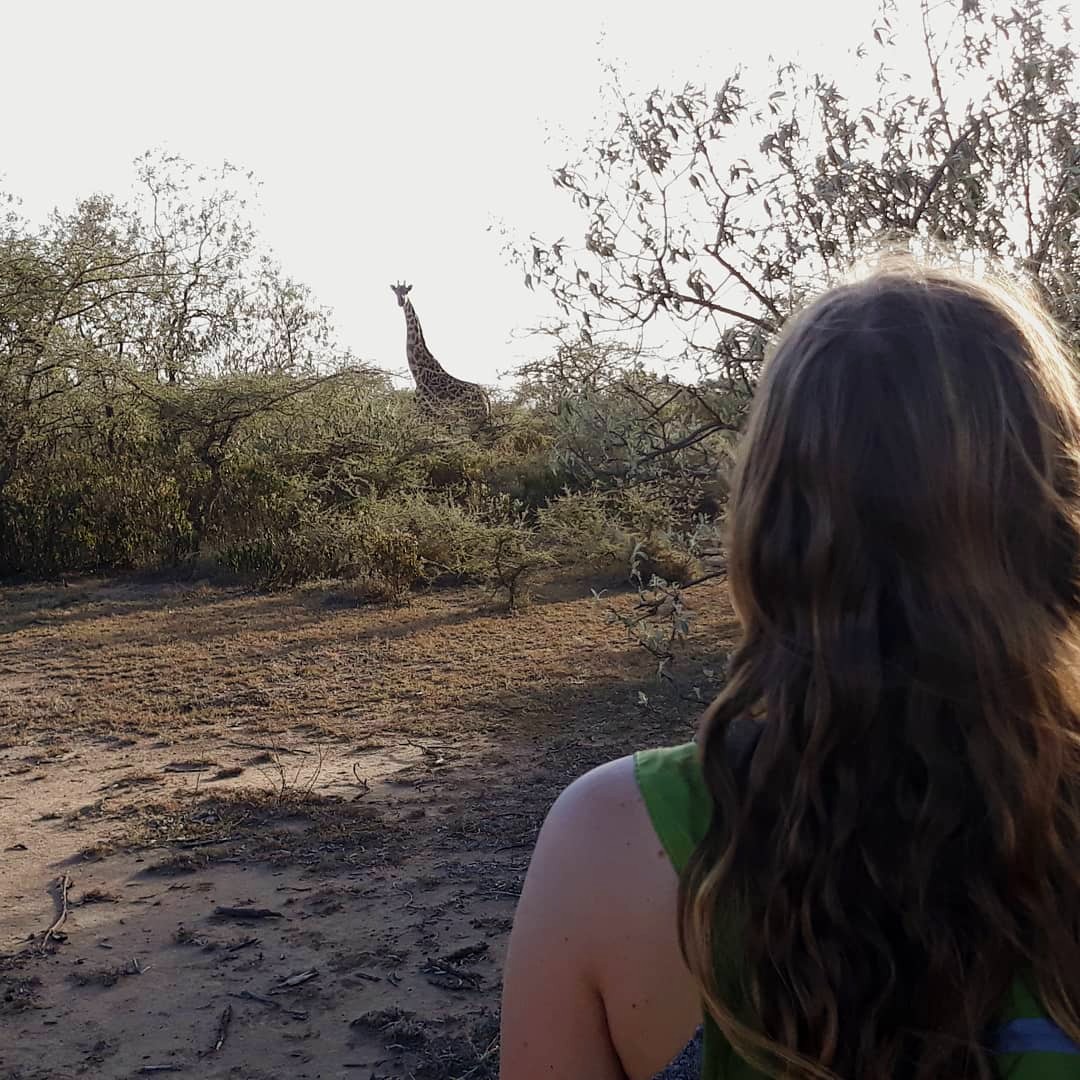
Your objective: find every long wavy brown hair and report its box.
[679,259,1080,1080]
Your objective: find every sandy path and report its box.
[0,574,735,1078]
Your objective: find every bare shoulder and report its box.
[525,754,672,940]
[545,755,642,834]
[501,755,698,1080]
[502,754,654,993]
[540,755,668,876]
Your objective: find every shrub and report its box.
[629,533,705,587]
[354,527,424,603]
[0,463,191,578]
[535,490,629,568]
[214,510,365,590]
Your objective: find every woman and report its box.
[500,261,1080,1079]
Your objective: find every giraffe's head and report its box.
[391,282,413,307]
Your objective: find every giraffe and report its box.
[390,283,491,424]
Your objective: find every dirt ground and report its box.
[0,571,737,1080]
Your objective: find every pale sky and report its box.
[4,0,907,387]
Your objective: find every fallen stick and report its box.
[139,1068,184,1075]
[270,968,318,993]
[40,873,73,952]
[421,957,483,990]
[230,989,308,1021]
[211,906,283,921]
[494,841,532,855]
[210,1004,232,1053]
[351,764,370,795]
[440,942,489,964]
[228,741,313,756]
[151,835,240,849]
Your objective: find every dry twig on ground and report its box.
[39,873,73,952]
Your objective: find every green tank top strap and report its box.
[636,743,763,1080]
[634,743,713,873]
[633,742,1080,1080]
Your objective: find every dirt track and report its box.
[0,573,736,1079]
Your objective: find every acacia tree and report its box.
[517,0,1079,451]
[0,194,149,497]
[0,154,368,572]
[126,371,352,550]
[126,153,338,381]
[0,154,345,498]
[510,0,1078,683]
[514,331,738,523]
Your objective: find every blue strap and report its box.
[992,1019,1080,1055]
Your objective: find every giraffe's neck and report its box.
[402,300,448,378]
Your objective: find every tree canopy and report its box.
[516,0,1079,448]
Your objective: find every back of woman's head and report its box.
[681,258,1080,1080]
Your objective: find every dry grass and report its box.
[59,782,400,881]
[0,967,40,1016]
[1,570,732,748]
[70,961,142,988]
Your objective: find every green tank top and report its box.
[634,742,1080,1079]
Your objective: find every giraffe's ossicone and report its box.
[391,282,492,425]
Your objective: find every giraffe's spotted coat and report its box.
[391,282,491,424]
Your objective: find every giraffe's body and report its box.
[391,283,491,424]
